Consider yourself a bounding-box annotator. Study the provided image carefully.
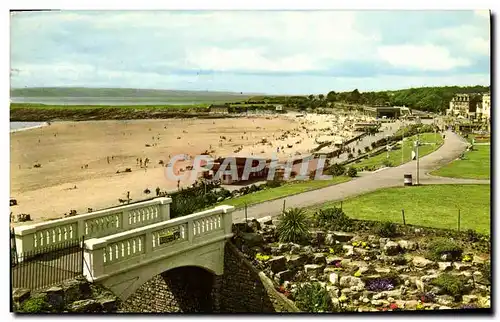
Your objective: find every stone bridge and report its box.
[13,198,297,312]
[13,198,235,302]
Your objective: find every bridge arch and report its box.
[121,265,219,312]
[97,239,225,303]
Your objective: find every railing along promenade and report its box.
[83,205,234,281]
[14,197,172,258]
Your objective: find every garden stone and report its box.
[303,246,314,254]
[362,297,370,304]
[372,292,387,300]
[462,295,478,304]
[45,286,65,309]
[383,241,401,256]
[257,216,273,225]
[339,276,365,289]
[247,219,261,232]
[379,238,391,248]
[324,266,339,274]
[430,286,445,295]
[304,264,323,277]
[311,230,326,245]
[404,300,419,310]
[269,256,287,273]
[453,262,472,271]
[12,288,30,303]
[367,235,378,243]
[341,288,352,295]
[371,300,385,306]
[270,247,280,255]
[438,262,452,272]
[326,256,342,265]
[412,256,435,268]
[99,298,118,312]
[363,256,371,261]
[354,248,370,256]
[341,258,352,266]
[286,254,307,269]
[313,253,327,266]
[70,299,102,313]
[278,243,291,252]
[421,274,438,283]
[290,244,301,254]
[333,231,355,242]
[343,245,354,257]
[415,279,425,292]
[386,289,402,299]
[329,272,339,285]
[438,306,452,310]
[241,232,264,247]
[398,240,417,251]
[441,253,453,261]
[472,255,486,265]
[375,267,391,274]
[394,266,407,273]
[436,295,454,306]
[324,234,336,246]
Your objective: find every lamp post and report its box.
[415,129,421,185]
[401,120,405,164]
[386,135,390,159]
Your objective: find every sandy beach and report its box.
[10,112,374,223]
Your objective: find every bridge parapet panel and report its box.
[13,197,172,258]
[83,205,235,282]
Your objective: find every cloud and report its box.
[10,10,490,93]
[377,44,471,71]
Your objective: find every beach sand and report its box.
[10,112,373,223]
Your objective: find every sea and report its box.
[10,122,47,132]
[10,97,201,106]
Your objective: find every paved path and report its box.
[231,130,489,223]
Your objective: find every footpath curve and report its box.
[230,130,490,223]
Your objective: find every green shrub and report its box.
[382,159,393,167]
[266,179,283,188]
[277,208,310,243]
[294,282,333,312]
[326,163,345,177]
[375,221,397,237]
[431,273,466,297]
[464,229,480,242]
[479,261,491,283]
[17,296,51,313]
[427,239,463,261]
[347,167,357,177]
[315,207,352,231]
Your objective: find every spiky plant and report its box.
[277,208,310,243]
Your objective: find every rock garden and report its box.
[232,207,491,313]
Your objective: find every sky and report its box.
[10,10,491,94]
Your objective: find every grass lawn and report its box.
[431,145,490,179]
[218,176,351,209]
[354,132,444,170]
[315,184,490,234]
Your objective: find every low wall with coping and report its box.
[14,197,172,257]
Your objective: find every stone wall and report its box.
[219,242,299,313]
[12,277,119,313]
[118,242,298,313]
[120,266,216,312]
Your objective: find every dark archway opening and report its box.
[121,266,218,313]
[162,266,216,312]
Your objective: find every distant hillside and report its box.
[10,87,256,103]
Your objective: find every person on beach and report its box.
[156,187,161,196]
[140,158,143,167]
[107,156,110,164]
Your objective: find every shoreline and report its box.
[10,122,49,133]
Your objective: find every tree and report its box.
[318,94,325,101]
[326,91,337,102]
[349,89,361,104]
[308,94,315,101]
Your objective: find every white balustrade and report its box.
[83,205,234,282]
[14,197,172,257]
